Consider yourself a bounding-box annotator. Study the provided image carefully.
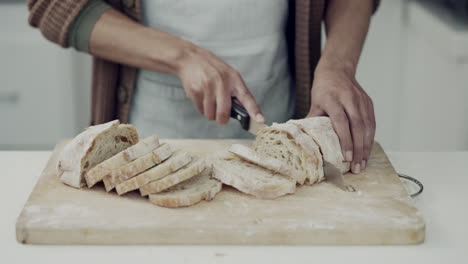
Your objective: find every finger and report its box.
[363,98,376,166]
[343,103,365,174]
[187,89,204,115]
[203,92,216,121]
[358,97,373,170]
[326,105,353,164]
[216,90,231,125]
[233,80,264,123]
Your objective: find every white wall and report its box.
[358,0,468,151]
[357,0,406,151]
[0,3,92,150]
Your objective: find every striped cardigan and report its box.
[27,0,379,125]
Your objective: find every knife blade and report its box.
[323,160,350,191]
[230,98,266,135]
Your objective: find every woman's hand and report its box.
[175,45,264,125]
[88,9,264,125]
[307,62,376,174]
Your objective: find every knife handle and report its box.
[230,97,250,131]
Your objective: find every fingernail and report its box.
[353,163,361,174]
[345,151,353,162]
[255,113,265,123]
[361,160,366,170]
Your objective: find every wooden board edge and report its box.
[15,140,70,244]
[16,225,425,245]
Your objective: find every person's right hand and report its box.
[175,45,265,125]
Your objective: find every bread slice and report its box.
[148,168,222,208]
[115,151,193,195]
[252,123,321,185]
[84,135,160,187]
[139,158,206,196]
[212,152,295,199]
[57,120,138,188]
[288,117,350,173]
[103,143,172,192]
[228,144,292,176]
[271,123,323,184]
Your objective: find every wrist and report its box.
[144,27,197,75]
[316,53,357,76]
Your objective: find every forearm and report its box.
[318,0,374,74]
[89,9,193,75]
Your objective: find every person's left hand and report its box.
[307,62,376,174]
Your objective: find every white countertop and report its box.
[2,150,467,264]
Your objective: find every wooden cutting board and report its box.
[16,139,425,245]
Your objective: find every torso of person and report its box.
[130,0,295,138]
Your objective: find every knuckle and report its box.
[236,88,249,98]
[191,89,203,99]
[217,112,230,124]
[229,70,242,80]
[350,116,364,129]
[341,88,354,99]
[208,71,223,84]
[350,93,361,105]
[333,113,347,124]
[323,93,338,103]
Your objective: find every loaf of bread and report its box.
[56,120,138,188]
[252,124,322,185]
[288,117,350,173]
[57,117,349,207]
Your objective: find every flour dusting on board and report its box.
[23,203,94,227]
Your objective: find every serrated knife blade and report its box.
[323,160,349,191]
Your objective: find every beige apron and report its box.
[130,0,294,138]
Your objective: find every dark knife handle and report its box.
[230,97,250,131]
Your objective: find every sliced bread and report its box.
[103,143,172,192]
[212,152,296,199]
[252,124,320,185]
[148,168,222,208]
[139,158,206,196]
[288,117,350,173]
[84,135,160,187]
[57,120,138,188]
[228,144,292,176]
[115,151,193,195]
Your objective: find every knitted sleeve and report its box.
[27,0,91,47]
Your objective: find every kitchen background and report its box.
[1,0,467,151]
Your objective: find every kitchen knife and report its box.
[230,98,266,135]
[323,160,351,191]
